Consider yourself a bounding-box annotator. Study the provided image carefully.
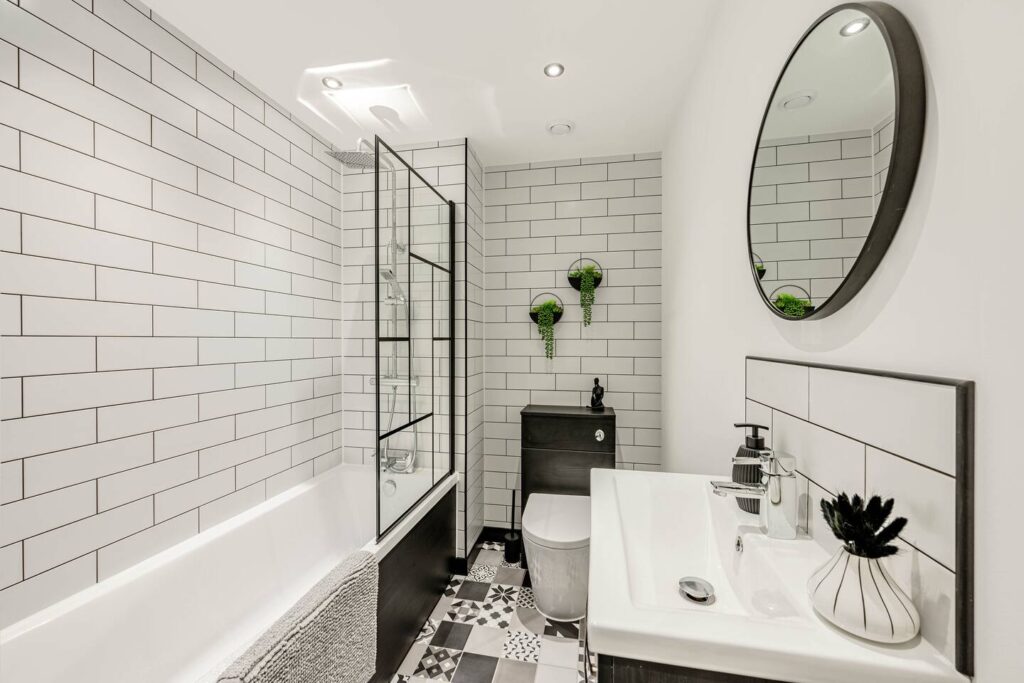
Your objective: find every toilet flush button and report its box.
[595,429,605,442]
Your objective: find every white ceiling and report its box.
[144,0,718,165]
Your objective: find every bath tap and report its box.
[711,450,798,540]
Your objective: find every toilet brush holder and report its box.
[504,491,521,564]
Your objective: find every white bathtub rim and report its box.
[1,463,368,645]
[0,465,458,683]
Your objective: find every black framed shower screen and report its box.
[375,135,456,539]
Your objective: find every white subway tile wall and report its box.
[340,139,484,557]
[745,358,963,664]
[751,116,893,305]
[0,0,344,626]
[483,153,662,527]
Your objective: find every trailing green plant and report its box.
[754,263,766,274]
[532,299,562,359]
[570,264,602,326]
[773,292,812,317]
[820,493,907,559]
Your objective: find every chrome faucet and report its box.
[711,449,798,540]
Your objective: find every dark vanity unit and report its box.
[521,405,616,505]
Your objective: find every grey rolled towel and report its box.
[219,551,379,683]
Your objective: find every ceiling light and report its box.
[547,120,574,135]
[321,76,343,89]
[839,17,871,36]
[543,62,565,78]
[779,90,817,110]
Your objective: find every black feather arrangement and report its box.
[820,493,907,559]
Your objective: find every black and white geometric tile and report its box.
[502,631,541,662]
[469,563,499,583]
[392,540,592,683]
[413,646,462,680]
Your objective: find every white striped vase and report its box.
[807,547,920,643]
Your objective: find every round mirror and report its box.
[747,3,924,319]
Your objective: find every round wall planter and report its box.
[567,257,604,291]
[769,284,814,319]
[752,252,766,280]
[529,292,564,359]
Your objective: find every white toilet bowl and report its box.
[522,493,590,622]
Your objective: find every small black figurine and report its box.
[590,377,605,411]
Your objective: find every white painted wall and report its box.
[661,1,1024,679]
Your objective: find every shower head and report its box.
[379,267,407,303]
[325,150,375,168]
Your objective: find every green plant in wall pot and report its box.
[773,292,814,317]
[530,299,562,359]
[568,264,603,326]
[808,493,920,643]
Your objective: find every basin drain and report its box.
[679,577,715,605]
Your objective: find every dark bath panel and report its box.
[373,487,456,682]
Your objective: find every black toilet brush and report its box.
[504,490,521,564]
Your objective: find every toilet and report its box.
[522,493,591,622]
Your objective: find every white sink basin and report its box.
[588,469,964,683]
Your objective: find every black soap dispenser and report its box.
[732,423,769,514]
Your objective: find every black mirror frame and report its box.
[747,1,925,320]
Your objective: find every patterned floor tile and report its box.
[402,540,593,683]
[444,599,483,624]
[469,601,516,629]
[452,652,499,682]
[502,631,541,663]
[515,586,536,610]
[538,635,578,668]
[480,541,504,551]
[493,658,537,683]
[413,646,462,681]
[499,558,521,568]
[468,564,498,582]
[486,584,519,606]
[463,624,506,658]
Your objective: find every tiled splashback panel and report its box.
[0,0,344,627]
[745,357,973,671]
[483,153,662,527]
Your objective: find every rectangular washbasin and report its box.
[587,469,964,683]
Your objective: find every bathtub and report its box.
[0,464,458,682]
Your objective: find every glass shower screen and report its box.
[375,136,454,537]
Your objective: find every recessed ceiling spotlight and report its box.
[543,62,565,78]
[547,120,574,135]
[321,76,343,89]
[839,17,871,36]
[779,90,817,110]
